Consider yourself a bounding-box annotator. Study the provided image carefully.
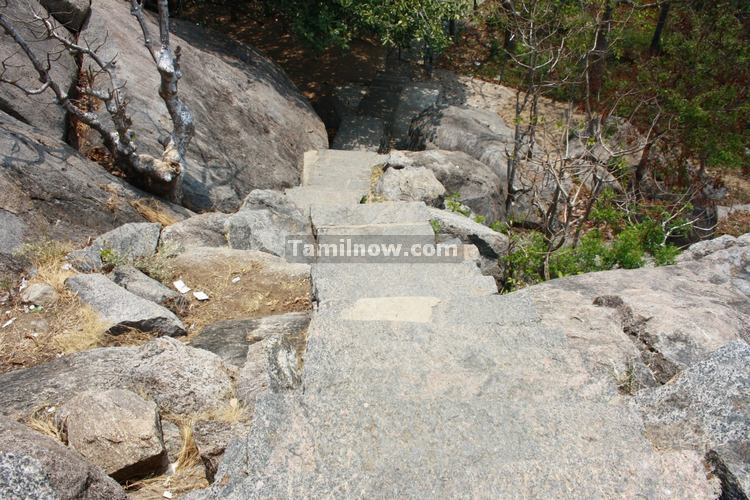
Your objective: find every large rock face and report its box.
[78,0,328,212]
[0,0,77,138]
[0,112,189,279]
[0,417,127,499]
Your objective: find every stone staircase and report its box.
[195,149,714,499]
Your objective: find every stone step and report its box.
[206,390,711,499]
[310,202,431,228]
[311,262,498,304]
[284,187,366,214]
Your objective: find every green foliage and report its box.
[268,0,470,51]
[99,248,123,268]
[430,219,442,235]
[445,193,471,216]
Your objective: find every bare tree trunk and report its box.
[650,2,670,56]
[0,0,194,203]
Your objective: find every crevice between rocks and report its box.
[593,295,680,387]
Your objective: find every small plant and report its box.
[135,242,181,284]
[615,359,640,396]
[445,193,471,217]
[473,214,487,225]
[99,247,124,269]
[430,219,442,235]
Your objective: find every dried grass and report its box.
[130,198,180,226]
[363,164,387,203]
[125,419,208,498]
[17,239,74,292]
[52,300,109,354]
[26,407,66,443]
[716,211,750,238]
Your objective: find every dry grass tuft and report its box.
[53,302,110,354]
[125,419,208,498]
[26,407,66,443]
[135,242,181,285]
[17,239,75,292]
[130,198,180,226]
[200,398,250,425]
[363,164,387,203]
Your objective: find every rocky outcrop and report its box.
[57,389,167,481]
[387,149,504,221]
[109,265,181,306]
[65,273,187,337]
[0,0,76,138]
[67,222,162,272]
[637,341,750,497]
[78,0,328,212]
[428,207,509,259]
[0,337,236,419]
[39,0,91,31]
[0,112,189,279]
[161,213,229,249]
[192,312,310,368]
[226,191,310,257]
[0,417,127,499]
[375,166,446,206]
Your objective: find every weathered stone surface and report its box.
[161,213,229,249]
[225,204,309,257]
[224,210,303,257]
[79,0,328,212]
[237,334,301,409]
[57,389,166,481]
[0,452,57,499]
[161,420,182,464]
[65,273,186,337]
[39,0,91,31]
[192,320,254,368]
[0,113,187,265]
[171,246,311,287]
[637,341,750,497]
[20,283,58,307]
[0,337,236,419]
[192,312,310,368]
[410,105,557,225]
[240,189,304,218]
[109,265,180,306]
[332,115,386,152]
[387,149,504,221]
[375,166,446,206]
[428,207,508,258]
[128,337,237,416]
[67,222,161,272]
[0,0,76,137]
[192,419,244,483]
[0,416,127,499]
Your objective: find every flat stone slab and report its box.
[312,262,497,304]
[65,273,186,337]
[340,296,441,323]
[311,202,431,228]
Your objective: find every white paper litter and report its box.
[163,491,173,499]
[61,263,72,271]
[232,276,241,284]
[173,280,191,294]
[1,318,16,329]
[193,291,209,301]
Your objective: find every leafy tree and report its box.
[267,0,471,52]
